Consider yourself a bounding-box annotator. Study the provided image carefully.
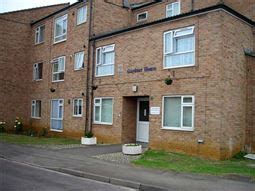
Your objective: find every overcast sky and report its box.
[0,0,78,13]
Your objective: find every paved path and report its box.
[0,142,254,191]
[0,158,134,191]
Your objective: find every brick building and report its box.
[0,0,254,160]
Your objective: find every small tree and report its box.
[14,117,23,134]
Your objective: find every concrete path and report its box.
[0,142,254,191]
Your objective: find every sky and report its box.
[0,0,78,13]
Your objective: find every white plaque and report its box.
[150,107,160,115]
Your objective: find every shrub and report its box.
[85,131,93,138]
[39,127,48,137]
[0,121,6,133]
[14,117,23,134]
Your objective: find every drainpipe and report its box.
[85,0,94,134]
[191,0,194,11]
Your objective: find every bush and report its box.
[14,117,23,134]
[0,121,6,133]
[85,131,93,138]
[39,127,48,137]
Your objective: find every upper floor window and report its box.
[33,62,43,81]
[31,100,41,118]
[52,56,65,82]
[137,11,148,22]
[164,26,195,69]
[35,25,45,44]
[74,51,84,70]
[96,44,115,76]
[166,1,180,18]
[73,98,83,117]
[54,14,67,43]
[77,6,87,25]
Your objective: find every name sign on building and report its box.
[150,107,160,115]
[127,66,156,74]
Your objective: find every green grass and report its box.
[0,133,80,145]
[133,150,255,178]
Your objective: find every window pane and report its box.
[32,105,35,117]
[173,2,180,16]
[53,63,58,72]
[164,32,172,54]
[166,52,195,67]
[38,63,43,79]
[58,105,63,118]
[101,99,113,123]
[183,106,192,127]
[39,26,45,42]
[77,6,86,24]
[35,101,41,117]
[175,36,194,53]
[95,106,100,121]
[96,65,114,76]
[75,52,84,69]
[183,97,192,103]
[164,97,181,127]
[59,72,64,80]
[139,101,149,121]
[103,51,114,65]
[55,21,63,37]
[51,100,58,118]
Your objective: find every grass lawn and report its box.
[133,150,255,178]
[0,133,80,145]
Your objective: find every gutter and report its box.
[91,4,255,41]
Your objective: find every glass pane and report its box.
[183,97,192,103]
[173,2,180,16]
[166,52,195,67]
[77,6,86,24]
[101,99,113,123]
[163,97,181,127]
[164,32,172,53]
[75,52,84,69]
[175,36,194,53]
[95,106,100,121]
[35,101,41,117]
[138,13,147,20]
[59,72,64,80]
[139,101,149,122]
[38,63,43,79]
[183,106,192,127]
[51,100,58,118]
[32,105,35,117]
[103,51,114,65]
[58,105,63,118]
[55,21,63,36]
[39,26,45,42]
[53,63,58,72]
[96,65,114,76]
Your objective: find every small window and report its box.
[166,2,180,18]
[31,100,41,118]
[73,98,83,117]
[74,51,84,70]
[164,26,195,69]
[163,96,194,131]
[77,6,87,25]
[33,63,43,81]
[54,14,67,43]
[35,25,45,44]
[94,98,113,125]
[52,56,65,82]
[96,44,115,76]
[137,12,148,22]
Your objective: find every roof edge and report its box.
[0,3,69,15]
[91,4,255,41]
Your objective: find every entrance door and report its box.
[50,99,64,132]
[136,98,149,142]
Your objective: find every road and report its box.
[0,158,135,191]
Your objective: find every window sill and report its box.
[163,64,195,70]
[50,129,63,132]
[73,115,83,118]
[53,38,67,45]
[74,68,84,71]
[93,122,113,126]
[52,80,64,83]
[35,41,45,46]
[76,21,86,26]
[31,117,41,120]
[95,74,114,78]
[161,127,194,132]
[33,79,42,82]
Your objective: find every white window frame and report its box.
[96,44,115,77]
[73,98,83,117]
[52,56,65,82]
[35,25,45,44]
[163,26,195,69]
[54,14,68,44]
[74,51,84,70]
[77,6,87,25]
[50,99,64,132]
[31,100,41,119]
[93,97,113,125]
[137,11,148,22]
[166,1,181,18]
[33,62,43,81]
[162,95,195,131]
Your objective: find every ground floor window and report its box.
[163,95,194,131]
[94,97,113,125]
[73,98,83,117]
[31,100,41,118]
[51,99,64,131]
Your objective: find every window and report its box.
[77,6,87,25]
[137,12,148,22]
[73,98,83,117]
[31,100,41,118]
[33,63,43,80]
[51,99,64,131]
[94,98,113,124]
[35,25,45,44]
[74,51,84,70]
[166,2,180,18]
[164,26,195,69]
[54,14,67,43]
[96,44,115,76]
[163,96,194,131]
[52,56,65,82]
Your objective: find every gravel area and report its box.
[93,152,142,164]
[25,144,87,150]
